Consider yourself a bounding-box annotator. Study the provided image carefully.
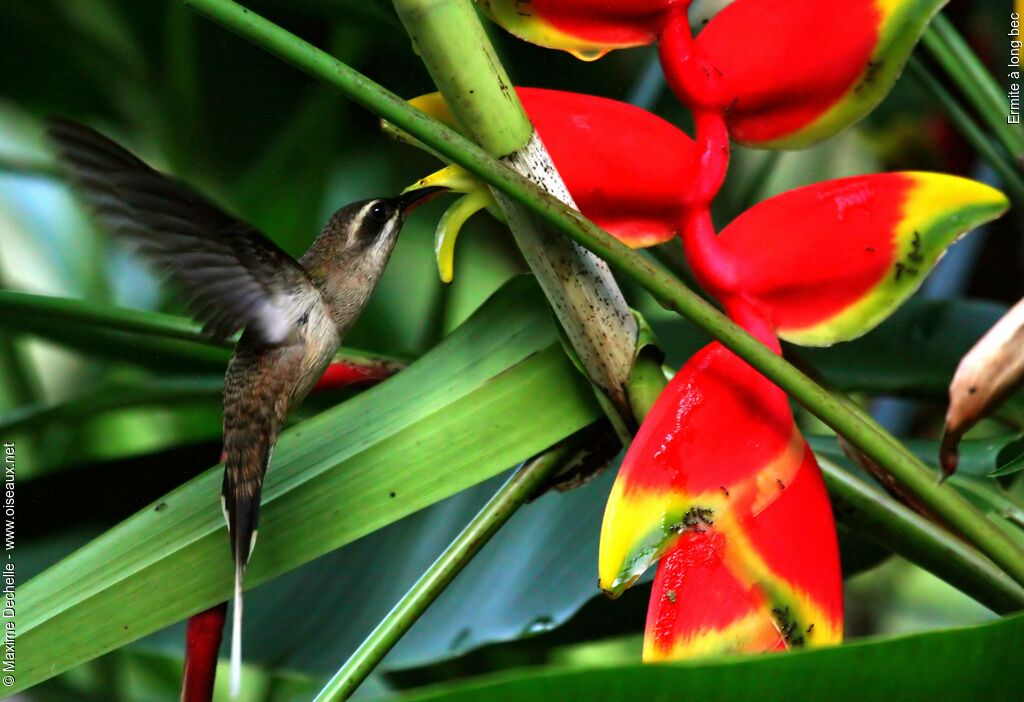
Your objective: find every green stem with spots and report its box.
[391,0,639,423]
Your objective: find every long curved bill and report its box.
[397,185,448,214]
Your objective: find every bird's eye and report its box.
[369,201,391,221]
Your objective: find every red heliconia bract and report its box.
[404,87,705,250]
[482,0,951,148]
[600,332,844,657]
[520,88,704,244]
[478,0,672,60]
[645,444,843,659]
[687,172,1009,346]
[311,359,402,392]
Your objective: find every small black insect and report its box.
[907,230,924,263]
[895,261,920,281]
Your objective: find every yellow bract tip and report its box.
[905,172,1010,214]
[435,191,491,283]
[408,92,457,128]
[406,164,481,196]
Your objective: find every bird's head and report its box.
[306,186,448,278]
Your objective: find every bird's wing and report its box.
[49,118,314,346]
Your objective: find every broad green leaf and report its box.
[386,612,1024,702]
[138,465,622,679]
[15,276,603,693]
[137,441,1022,684]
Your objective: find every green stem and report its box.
[820,457,1024,615]
[0,153,60,179]
[626,350,668,423]
[183,0,1024,589]
[923,15,1024,161]
[0,272,42,408]
[390,0,638,421]
[392,1,530,155]
[0,290,405,371]
[312,441,574,702]
[907,56,1024,206]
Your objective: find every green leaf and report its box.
[166,442,1022,685]
[991,437,1024,477]
[0,289,229,372]
[385,613,1024,702]
[16,276,602,693]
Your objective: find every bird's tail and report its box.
[222,457,265,698]
[230,559,244,696]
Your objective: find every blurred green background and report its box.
[2,0,1022,699]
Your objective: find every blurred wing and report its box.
[49,118,313,345]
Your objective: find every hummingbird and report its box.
[48,118,444,694]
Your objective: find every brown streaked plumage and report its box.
[48,118,444,694]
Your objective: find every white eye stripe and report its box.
[356,200,381,221]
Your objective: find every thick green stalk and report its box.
[392,0,639,421]
[923,15,1024,161]
[182,0,1024,588]
[820,457,1024,614]
[907,57,1024,206]
[312,441,574,702]
[391,1,530,156]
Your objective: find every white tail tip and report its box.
[230,565,243,697]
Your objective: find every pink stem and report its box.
[658,7,721,109]
[680,208,733,295]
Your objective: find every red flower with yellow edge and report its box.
[645,438,843,659]
[602,173,1007,590]
[480,0,951,149]
[391,87,726,281]
[602,173,1006,660]
[600,323,843,657]
[683,173,1009,346]
[599,308,848,659]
